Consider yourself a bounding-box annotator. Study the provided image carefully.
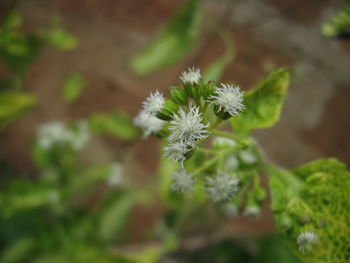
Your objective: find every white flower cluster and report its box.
[206,171,240,202]
[180,67,201,85]
[297,231,318,253]
[166,104,209,167]
[134,91,165,138]
[210,83,244,116]
[37,120,90,151]
[171,170,195,193]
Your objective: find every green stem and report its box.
[193,156,220,175]
[209,118,222,131]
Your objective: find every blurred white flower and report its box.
[243,205,261,218]
[239,149,258,164]
[206,171,240,202]
[169,105,209,146]
[37,120,90,151]
[38,121,68,149]
[224,155,239,170]
[213,137,236,148]
[297,231,318,253]
[142,90,165,114]
[164,140,191,167]
[171,170,195,193]
[180,67,201,85]
[223,203,239,217]
[210,84,244,116]
[107,163,123,187]
[134,110,165,138]
[71,120,90,150]
[47,191,60,204]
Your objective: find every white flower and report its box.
[206,171,240,202]
[134,110,164,138]
[297,231,318,253]
[164,140,191,167]
[107,163,123,187]
[213,137,237,148]
[38,121,68,149]
[210,83,244,116]
[37,121,90,151]
[169,105,209,146]
[224,155,239,170]
[239,149,257,164]
[180,67,201,85]
[71,120,90,150]
[171,170,195,193]
[142,90,165,114]
[223,203,239,217]
[243,205,261,217]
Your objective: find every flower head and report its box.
[180,67,201,85]
[210,84,244,116]
[134,110,165,138]
[169,105,209,146]
[239,149,258,164]
[297,231,318,253]
[171,170,195,193]
[206,171,240,202]
[142,90,165,114]
[164,140,191,167]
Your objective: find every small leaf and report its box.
[203,32,235,82]
[45,27,78,50]
[0,92,37,127]
[129,0,202,75]
[321,6,350,38]
[89,111,138,140]
[62,73,86,102]
[1,237,36,263]
[97,194,134,243]
[1,12,22,30]
[231,68,290,135]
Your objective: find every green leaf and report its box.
[231,68,290,135]
[45,27,78,50]
[270,159,350,263]
[0,33,43,74]
[62,73,86,102]
[97,194,134,243]
[321,6,350,38]
[255,235,302,263]
[1,237,36,263]
[129,0,202,75]
[203,32,235,82]
[0,92,37,127]
[1,12,22,31]
[89,111,138,140]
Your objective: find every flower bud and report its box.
[169,86,188,105]
[156,99,179,121]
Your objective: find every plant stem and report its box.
[209,118,222,131]
[193,156,220,175]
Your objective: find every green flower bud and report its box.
[253,187,267,203]
[156,99,179,121]
[169,87,188,105]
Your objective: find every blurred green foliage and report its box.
[129,0,202,75]
[62,73,86,103]
[321,6,350,38]
[89,111,139,140]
